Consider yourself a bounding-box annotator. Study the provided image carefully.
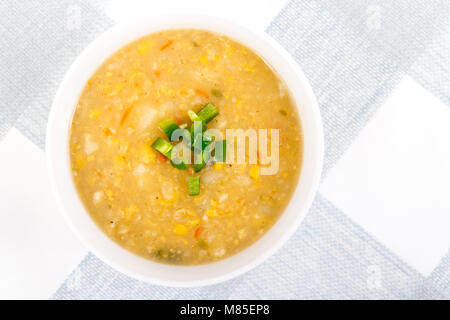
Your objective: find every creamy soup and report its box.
[70,29,302,265]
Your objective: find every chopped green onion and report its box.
[188,110,201,122]
[153,103,221,194]
[188,176,200,196]
[193,160,206,173]
[203,132,214,143]
[190,118,206,152]
[197,103,219,123]
[192,132,213,152]
[151,137,173,158]
[170,153,187,170]
[188,110,206,138]
[202,134,213,150]
[158,119,180,141]
[193,149,206,172]
[169,144,188,170]
[171,159,187,170]
[169,127,191,147]
[214,140,226,163]
[193,142,213,172]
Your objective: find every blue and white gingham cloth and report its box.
[1,0,449,299]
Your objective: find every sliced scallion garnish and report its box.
[197,103,218,123]
[170,144,188,170]
[151,137,173,158]
[171,158,187,170]
[188,176,200,196]
[193,142,213,172]
[151,102,220,195]
[193,160,206,173]
[158,119,180,141]
[188,110,202,122]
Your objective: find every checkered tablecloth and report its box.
[1,0,449,299]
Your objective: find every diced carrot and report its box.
[120,107,132,126]
[195,88,209,98]
[95,169,103,178]
[155,70,161,77]
[157,152,168,163]
[104,128,113,137]
[194,226,203,239]
[160,40,173,51]
[174,112,184,125]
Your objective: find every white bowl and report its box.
[46,14,323,287]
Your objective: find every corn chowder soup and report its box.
[70,29,302,265]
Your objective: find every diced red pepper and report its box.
[160,40,173,51]
[194,226,203,239]
[195,88,209,98]
[157,152,168,163]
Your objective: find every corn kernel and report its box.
[159,199,173,206]
[104,128,114,137]
[193,197,202,204]
[119,141,129,154]
[109,83,125,97]
[206,209,218,217]
[89,109,101,119]
[185,210,196,217]
[114,155,127,171]
[100,84,111,93]
[249,165,260,180]
[189,219,200,226]
[213,163,223,171]
[123,204,138,220]
[173,224,189,236]
[75,155,85,169]
[137,41,151,54]
[106,189,114,201]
